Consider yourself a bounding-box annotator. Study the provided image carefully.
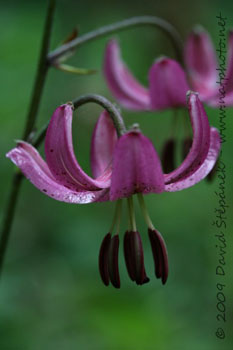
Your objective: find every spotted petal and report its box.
[45,104,111,192]
[7,142,108,203]
[110,131,164,201]
[91,111,117,179]
[165,127,220,191]
[185,27,218,100]
[149,58,189,109]
[103,40,150,110]
[165,92,210,184]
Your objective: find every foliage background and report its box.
[0,0,233,349]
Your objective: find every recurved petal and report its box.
[45,104,111,192]
[165,127,220,191]
[90,111,117,179]
[165,92,210,184]
[184,27,218,100]
[103,40,150,110]
[149,58,189,110]
[6,142,108,203]
[131,231,149,285]
[110,131,165,201]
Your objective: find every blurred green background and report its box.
[1,0,233,349]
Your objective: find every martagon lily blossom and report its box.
[104,27,233,110]
[6,92,220,288]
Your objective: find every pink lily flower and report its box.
[104,29,233,110]
[184,27,233,105]
[6,92,220,288]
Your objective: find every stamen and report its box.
[127,197,137,232]
[124,230,149,285]
[99,200,122,288]
[109,199,122,233]
[123,231,136,281]
[98,233,111,286]
[148,228,169,285]
[108,234,120,288]
[115,200,122,234]
[131,231,150,285]
[137,193,154,230]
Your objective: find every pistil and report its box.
[99,199,122,288]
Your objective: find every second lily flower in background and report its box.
[104,28,233,110]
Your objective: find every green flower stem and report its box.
[109,200,122,234]
[72,94,126,137]
[127,197,137,232]
[48,16,183,64]
[0,171,23,276]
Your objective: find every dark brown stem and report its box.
[22,0,55,140]
[0,0,56,278]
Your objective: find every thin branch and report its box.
[47,16,183,65]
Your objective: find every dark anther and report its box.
[182,137,192,160]
[98,233,111,286]
[148,228,168,285]
[124,231,135,281]
[124,231,149,285]
[108,235,120,288]
[161,139,176,173]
